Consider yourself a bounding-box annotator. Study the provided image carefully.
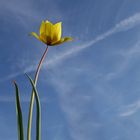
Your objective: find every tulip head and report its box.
[31,20,73,46]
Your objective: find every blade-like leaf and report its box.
[26,74,41,140]
[13,81,24,140]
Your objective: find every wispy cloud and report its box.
[50,75,102,140]
[46,12,140,66]
[44,12,140,140]
[0,0,63,29]
[119,100,140,117]
[1,12,140,82]
[105,40,140,80]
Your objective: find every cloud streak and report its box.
[1,12,140,82]
[119,100,140,117]
[104,40,140,80]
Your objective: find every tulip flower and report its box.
[26,20,73,140]
[31,20,72,46]
[13,20,73,140]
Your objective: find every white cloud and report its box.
[104,40,140,80]
[119,100,140,117]
[2,12,140,139]
[0,0,62,29]
[50,75,101,140]
[1,12,140,82]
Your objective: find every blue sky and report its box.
[1,0,140,140]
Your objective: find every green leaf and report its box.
[13,81,24,140]
[26,74,41,140]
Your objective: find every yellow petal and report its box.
[45,20,53,38]
[39,33,47,43]
[30,32,48,45]
[51,37,73,46]
[30,32,40,40]
[45,20,53,25]
[52,22,62,42]
[40,21,45,35]
[63,37,73,42]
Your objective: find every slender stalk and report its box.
[26,74,41,140]
[27,46,49,140]
[14,81,24,140]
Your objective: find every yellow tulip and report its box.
[31,20,73,46]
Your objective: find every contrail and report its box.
[1,13,140,82]
[40,13,140,66]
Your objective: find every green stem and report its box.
[27,46,49,140]
[26,75,41,140]
[13,81,24,140]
